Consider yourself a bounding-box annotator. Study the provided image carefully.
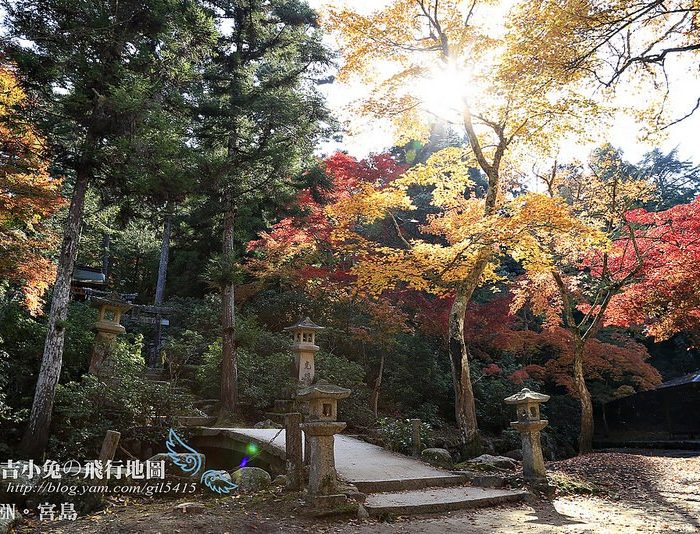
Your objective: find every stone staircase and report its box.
[362,484,528,516]
[345,459,527,517]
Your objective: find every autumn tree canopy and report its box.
[0,64,62,313]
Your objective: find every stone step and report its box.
[363,486,529,516]
[352,473,469,493]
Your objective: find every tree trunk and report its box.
[220,205,238,413]
[101,233,110,282]
[448,284,479,453]
[573,337,594,454]
[150,213,172,367]
[20,169,91,458]
[370,352,385,418]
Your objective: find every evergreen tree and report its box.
[3,0,214,456]
[195,0,332,415]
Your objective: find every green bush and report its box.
[377,417,432,455]
[50,335,195,460]
[196,339,294,407]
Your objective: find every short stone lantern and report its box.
[504,388,550,484]
[297,381,351,503]
[89,292,133,376]
[284,317,324,387]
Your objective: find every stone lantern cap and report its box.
[296,380,351,401]
[284,317,325,332]
[504,388,550,405]
[89,291,134,314]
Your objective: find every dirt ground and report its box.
[12,451,700,534]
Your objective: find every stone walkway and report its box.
[213,428,460,484]
[205,428,528,516]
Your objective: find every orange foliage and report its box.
[0,64,63,312]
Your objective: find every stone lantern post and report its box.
[284,317,324,387]
[89,293,133,377]
[297,381,350,503]
[504,388,550,483]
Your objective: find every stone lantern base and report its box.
[300,421,345,498]
[510,419,548,483]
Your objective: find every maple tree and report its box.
[0,64,63,313]
[606,197,700,341]
[512,1,700,126]
[511,144,656,452]
[249,152,410,415]
[463,296,661,401]
[324,0,611,451]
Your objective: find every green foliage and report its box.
[0,344,21,425]
[377,417,432,455]
[162,330,205,379]
[472,357,541,433]
[203,254,246,290]
[50,336,195,460]
[195,313,295,406]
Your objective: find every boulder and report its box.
[503,449,523,461]
[468,454,519,470]
[147,452,205,480]
[357,504,370,520]
[421,448,453,468]
[272,474,288,487]
[230,467,272,493]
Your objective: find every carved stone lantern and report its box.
[284,317,324,387]
[297,381,351,503]
[297,381,351,422]
[504,388,550,483]
[89,292,133,376]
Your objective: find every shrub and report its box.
[377,417,432,455]
[196,339,295,408]
[50,335,195,460]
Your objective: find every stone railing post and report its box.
[284,412,304,491]
[411,418,422,456]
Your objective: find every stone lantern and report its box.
[89,292,133,376]
[297,381,351,502]
[284,317,324,387]
[504,388,550,483]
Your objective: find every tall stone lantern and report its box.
[297,381,351,502]
[504,388,550,483]
[284,317,324,387]
[89,293,133,376]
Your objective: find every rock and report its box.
[272,474,288,487]
[1,515,15,534]
[230,467,272,493]
[253,419,282,429]
[421,448,453,468]
[0,461,41,505]
[173,502,205,514]
[357,503,370,519]
[468,454,519,470]
[504,449,523,461]
[147,452,206,480]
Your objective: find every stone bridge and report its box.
[190,427,528,516]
